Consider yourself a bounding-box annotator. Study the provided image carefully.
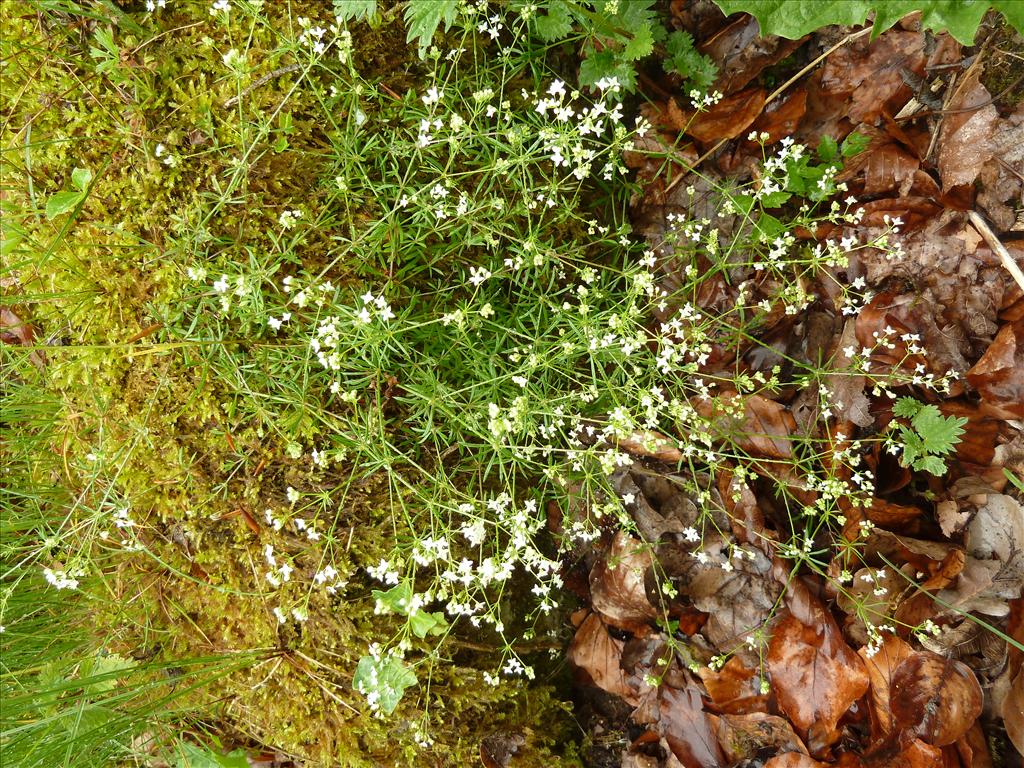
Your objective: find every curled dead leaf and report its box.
[715,712,808,763]
[889,652,982,747]
[858,633,914,738]
[567,613,641,704]
[590,533,657,630]
[966,320,1024,419]
[767,606,869,755]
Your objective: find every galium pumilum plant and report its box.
[162,2,968,720]
[13,0,974,748]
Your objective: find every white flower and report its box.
[210,0,229,15]
[213,274,230,293]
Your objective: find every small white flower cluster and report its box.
[43,566,81,590]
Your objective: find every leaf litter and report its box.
[565,9,1024,768]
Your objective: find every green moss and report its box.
[2,3,582,764]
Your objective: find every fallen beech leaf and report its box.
[567,613,639,704]
[889,652,983,746]
[683,87,766,145]
[715,712,808,763]
[767,606,870,754]
[590,533,657,630]
[858,634,914,737]
[864,738,945,768]
[962,488,1024,600]
[938,69,1000,192]
[657,685,725,768]
[956,722,993,768]
[700,14,804,94]
[764,754,829,768]
[617,430,684,463]
[1003,671,1023,756]
[697,391,797,461]
[966,320,1024,418]
[661,534,781,649]
[696,655,765,714]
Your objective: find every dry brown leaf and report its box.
[938,69,1000,192]
[858,633,915,738]
[696,391,796,461]
[715,712,808,763]
[889,652,983,746]
[683,87,766,145]
[699,14,804,93]
[767,605,870,755]
[590,533,658,630]
[695,655,765,714]
[656,685,725,768]
[480,731,526,768]
[966,320,1024,418]
[661,534,781,649]
[567,613,641,704]
[764,754,829,768]
[1003,671,1024,756]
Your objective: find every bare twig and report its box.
[967,210,1024,293]
[664,26,874,197]
[223,63,303,109]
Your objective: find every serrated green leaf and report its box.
[622,25,654,61]
[841,131,871,158]
[892,396,922,419]
[371,581,412,614]
[911,406,966,456]
[917,454,948,475]
[45,190,85,220]
[532,0,573,41]
[333,0,376,22]
[404,0,459,58]
[712,1,1018,45]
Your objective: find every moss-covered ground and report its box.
[1,3,582,765]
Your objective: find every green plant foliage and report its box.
[333,0,377,22]
[353,654,418,715]
[404,0,459,57]
[175,744,250,768]
[45,167,92,219]
[891,397,967,475]
[713,0,1024,45]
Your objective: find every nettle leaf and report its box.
[713,1,1022,45]
[817,135,839,162]
[531,0,573,42]
[622,24,654,61]
[404,0,458,58]
[663,30,718,89]
[893,396,922,419]
[333,0,377,23]
[911,405,966,456]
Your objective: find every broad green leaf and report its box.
[817,135,839,162]
[841,131,871,158]
[71,167,93,191]
[175,743,239,768]
[333,0,376,22]
[80,652,133,695]
[713,1,1022,45]
[353,654,416,714]
[371,581,412,613]
[409,609,447,638]
[45,190,85,220]
[404,0,459,58]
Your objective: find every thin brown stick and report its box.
[223,63,303,109]
[967,211,1024,293]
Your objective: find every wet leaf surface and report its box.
[889,652,983,746]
